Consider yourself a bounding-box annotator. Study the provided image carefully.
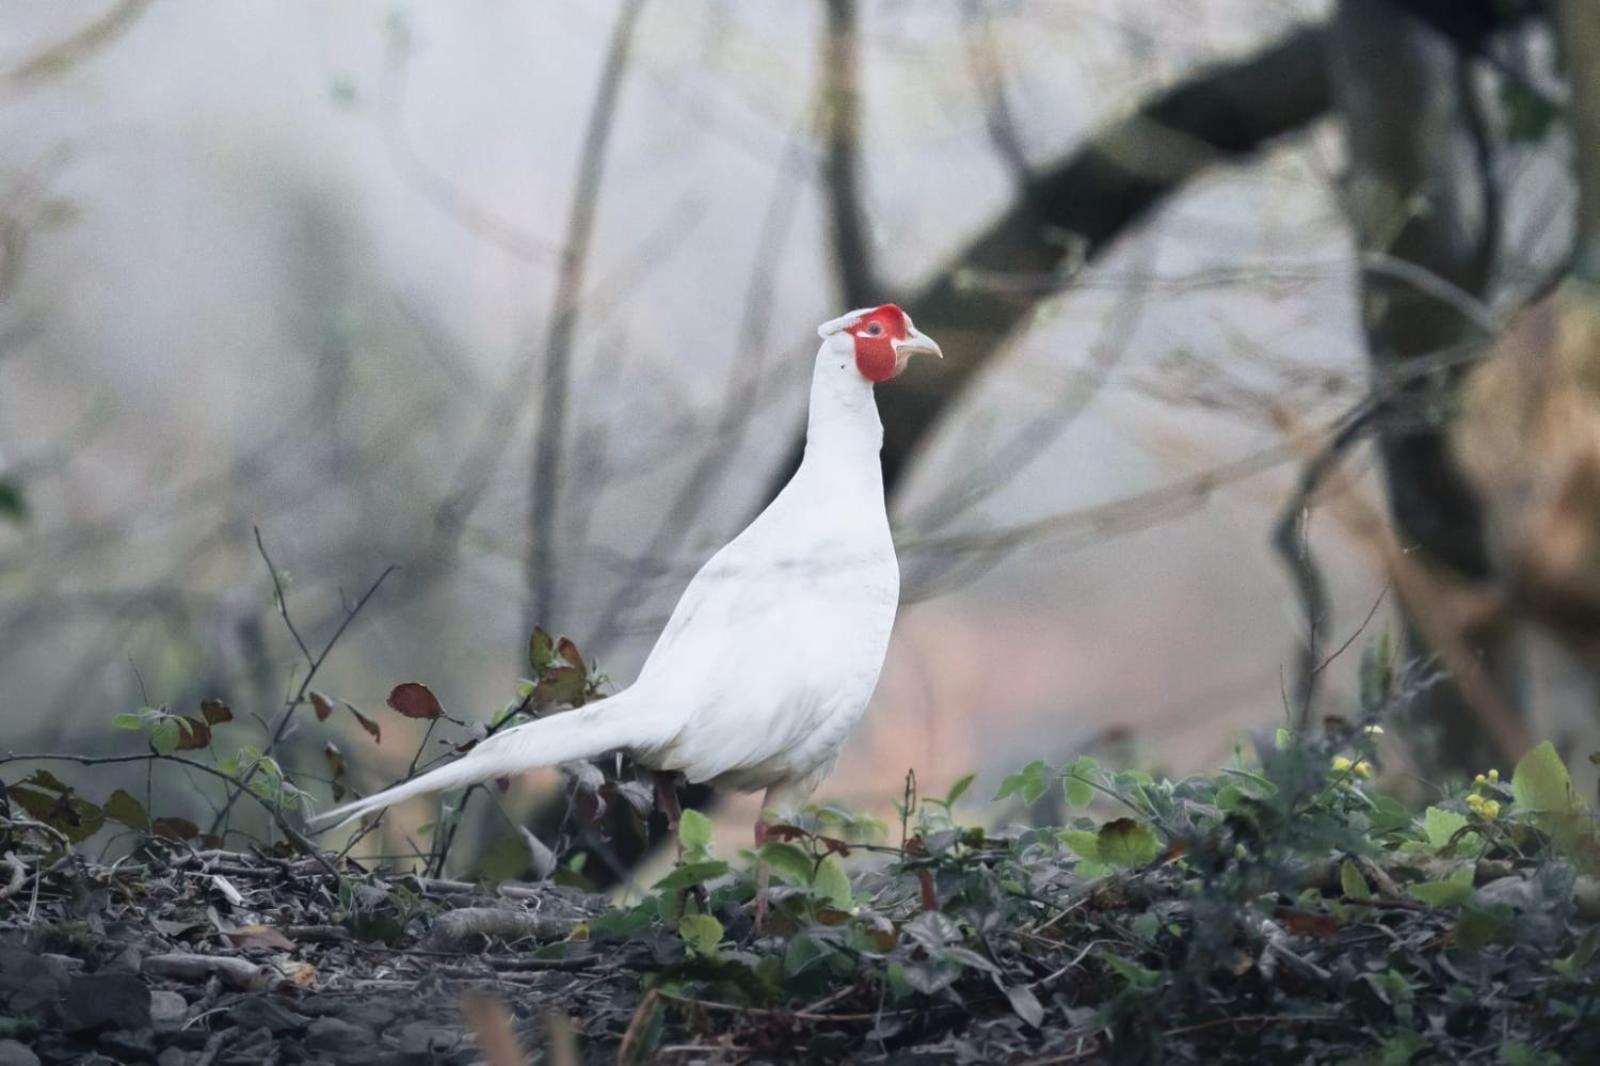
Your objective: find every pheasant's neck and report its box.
[803,340,884,466]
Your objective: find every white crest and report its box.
[817,307,877,338]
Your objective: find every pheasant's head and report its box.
[818,303,943,383]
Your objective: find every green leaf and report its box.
[1340,860,1371,901]
[1062,756,1099,807]
[1423,806,1473,851]
[528,627,555,671]
[1096,818,1160,867]
[994,760,1048,805]
[112,713,146,731]
[784,932,828,976]
[943,773,976,807]
[676,913,723,955]
[652,860,728,892]
[677,808,713,853]
[758,842,814,885]
[587,902,654,939]
[149,717,181,757]
[1130,913,1159,941]
[1512,741,1580,815]
[1058,829,1100,863]
[811,855,852,908]
[1408,863,1475,908]
[1102,952,1159,989]
[478,834,531,883]
[104,789,150,832]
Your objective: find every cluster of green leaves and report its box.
[576,731,1600,1062]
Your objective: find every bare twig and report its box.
[589,135,808,644]
[3,0,153,92]
[525,0,648,637]
[1272,401,1383,725]
[254,527,313,669]
[209,558,395,837]
[960,0,1032,186]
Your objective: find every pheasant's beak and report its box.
[893,325,943,362]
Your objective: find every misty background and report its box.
[3,0,1593,868]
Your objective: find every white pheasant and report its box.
[313,304,940,915]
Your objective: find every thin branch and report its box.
[377,24,560,265]
[769,24,1333,506]
[3,0,152,92]
[960,0,1032,187]
[253,527,313,669]
[208,561,396,836]
[0,751,336,877]
[820,0,879,307]
[589,135,809,645]
[1273,401,1383,726]
[525,0,648,637]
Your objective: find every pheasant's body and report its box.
[311,305,938,832]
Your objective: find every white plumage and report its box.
[311,305,940,834]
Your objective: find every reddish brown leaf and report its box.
[198,834,227,850]
[915,868,938,912]
[556,636,586,673]
[763,824,809,842]
[387,682,444,720]
[817,835,851,857]
[1273,908,1342,939]
[309,691,335,722]
[200,699,234,725]
[153,817,199,841]
[174,717,212,751]
[345,703,381,743]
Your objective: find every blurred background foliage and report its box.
[3,0,1600,878]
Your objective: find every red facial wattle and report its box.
[850,304,909,382]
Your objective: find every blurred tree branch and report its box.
[525,0,647,637]
[1327,0,1514,775]
[2,0,152,94]
[807,22,1333,502]
[820,0,878,308]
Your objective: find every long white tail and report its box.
[308,691,658,831]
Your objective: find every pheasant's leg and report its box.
[653,771,683,858]
[753,807,772,933]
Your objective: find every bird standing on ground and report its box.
[312,304,942,924]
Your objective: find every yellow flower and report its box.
[1363,724,1384,736]
[1353,760,1373,778]
[1465,793,1484,810]
[1331,755,1354,773]
[1481,800,1501,819]
[1473,774,1487,787]
[1487,769,1499,783]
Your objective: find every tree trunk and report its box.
[1328,0,1521,776]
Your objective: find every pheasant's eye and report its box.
[865,322,883,336]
